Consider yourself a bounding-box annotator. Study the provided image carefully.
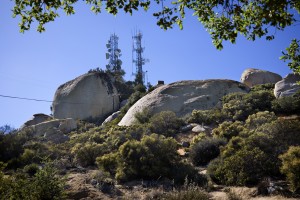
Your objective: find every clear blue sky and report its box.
[0,1,298,128]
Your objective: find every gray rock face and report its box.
[241,68,282,87]
[21,113,52,128]
[274,73,300,98]
[31,118,77,143]
[192,125,206,133]
[52,72,119,121]
[118,79,249,126]
[102,111,121,125]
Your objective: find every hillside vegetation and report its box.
[1,83,300,199]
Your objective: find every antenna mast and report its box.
[106,33,122,73]
[132,30,149,85]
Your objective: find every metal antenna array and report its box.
[106,33,122,73]
[132,30,149,85]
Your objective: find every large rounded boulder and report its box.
[118,79,249,126]
[274,73,300,98]
[52,72,119,121]
[241,68,282,87]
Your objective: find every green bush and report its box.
[135,109,151,124]
[212,121,244,140]
[149,111,184,136]
[121,87,146,114]
[191,133,207,146]
[221,91,275,121]
[208,147,268,186]
[188,109,225,125]
[189,138,226,166]
[115,134,179,181]
[97,133,204,184]
[23,163,39,176]
[0,162,65,200]
[279,146,300,192]
[208,119,300,186]
[272,95,300,115]
[96,152,118,175]
[250,83,275,93]
[244,111,277,130]
[72,142,108,167]
[32,162,66,200]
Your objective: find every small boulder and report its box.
[180,124,193,132]
[102,111,121,126]
[21,113,52,128]
[192,125,206,133]
[59,118,77,134]
[274,73,300,98]
[31,118,77,143]
[241,68,282,87]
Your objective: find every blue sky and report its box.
[1,1,299,128]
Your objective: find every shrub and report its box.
[208,147,268,186]
[0,162,65,200]
[23,163,40,176]
[149,111,184,136]
[121,86,146,114]
[98,133,203,184]
[33,162,66,200]
[188,109,225,125]
[244,111,277,130]
[258,119,300,153]
[272,95,300,115]
[135,109,151,124]
[191,133,207,146]
[72,143,108,167]
[279,146,300,192]
[212,121,244,140]
[250,83,275,93]
[96,152,118,175]
[222,99,253,121]
[115,134,179,181]
[221,91,275,121]
[190,138,226,166]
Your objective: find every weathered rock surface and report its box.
[192,125,206,133]
[241,68,282,87]
[52,72,120,121]
[30,118,77,143]
[119,80,249,126]
[21,113,52,128]
[274,73,300,98]
[102,111,121,125]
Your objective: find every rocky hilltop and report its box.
[52,72,119,121]
[119,79,249,126]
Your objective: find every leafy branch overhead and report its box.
[12,0,300,72]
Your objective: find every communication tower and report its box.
[106,33,122,73]
[132,30,149,85]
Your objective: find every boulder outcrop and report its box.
[31,118,77,143]
[102,111,121,125]
[21,113,52,128]
[274,73,300,98]
[118,80,249,126]
[52,72,119,121]
[241,68,282,87]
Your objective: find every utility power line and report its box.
[0,94,121,105]
[0,94,53,103]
